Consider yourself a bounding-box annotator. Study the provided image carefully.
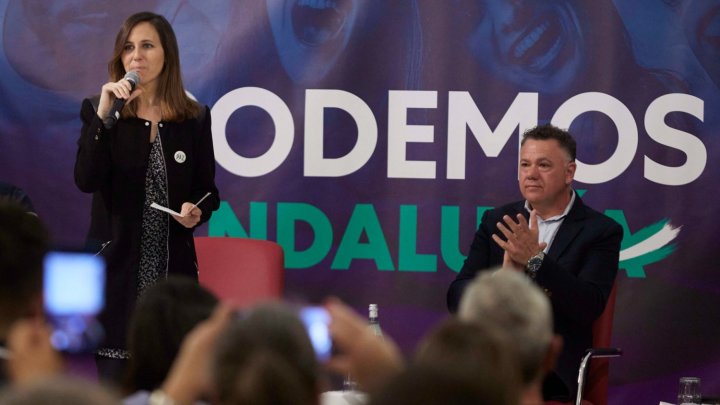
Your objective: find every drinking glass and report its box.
[678,377,701,405]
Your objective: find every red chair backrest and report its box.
[195,237,284,308]
[583,283,619,405]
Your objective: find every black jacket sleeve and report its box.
[74,98,114,193]
[447,209,496,312]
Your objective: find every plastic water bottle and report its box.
[342,304,383,391]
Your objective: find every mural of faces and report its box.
[461,0,588,94]
[266,0,361,85]
[2,0,155,93]
[2,0,230,95]
[676,1,720,88]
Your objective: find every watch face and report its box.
[527,253,544,275]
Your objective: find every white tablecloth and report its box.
[321,390,368,405]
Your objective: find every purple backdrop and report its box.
[1,1,719,403]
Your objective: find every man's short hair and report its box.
[0,202,48,326]
[458,268,553,385]
[521,124,576,161]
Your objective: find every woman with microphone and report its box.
[74,11,219,384]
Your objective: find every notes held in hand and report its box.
[150,192,211,217]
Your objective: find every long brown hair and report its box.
[108,12,200,121]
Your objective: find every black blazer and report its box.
[74,98,220,352]
[447,195,622,399]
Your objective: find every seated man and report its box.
[447,124,622,401]
[458,268,562,405]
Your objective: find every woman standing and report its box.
[74,11,219,383]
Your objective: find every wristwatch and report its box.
[525,251,545,279]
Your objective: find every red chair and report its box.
[576,283,622,405]
[194,237,284,308]
[547,283,622,405]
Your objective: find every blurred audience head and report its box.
[124,276,218,393]
[0,376,118,405]
[212,302,319,405]
[0,182,35,215]
[368,363,514,405]
[458,267,557,386]
[412,318,521,405]
[0,202,48,338]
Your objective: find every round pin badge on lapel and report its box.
[174,151,186,163]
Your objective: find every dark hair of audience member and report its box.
[407,318,522,405]
[0,182,35,214]
[212,302,319,405]
[368,364,508,405]
[0,201,48,337]
[123,276,218,394]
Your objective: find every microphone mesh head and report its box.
[124,71,140,86]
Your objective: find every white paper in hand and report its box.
[150,202,183,217]
[150,192,211,217]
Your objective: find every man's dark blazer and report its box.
[447,194,623,400]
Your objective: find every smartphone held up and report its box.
[299,306,333,362]
[43,251,106,354]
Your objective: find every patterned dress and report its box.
[138,131,170,294]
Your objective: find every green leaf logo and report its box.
[604,210,680,278]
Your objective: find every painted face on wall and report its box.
[158,1,232,88]
[266,0,361,85]
[463,0,587,94]
[677,1,720,88]
[2,1,229,95]
[2,0,158,93]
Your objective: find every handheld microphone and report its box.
[103,71,140,129]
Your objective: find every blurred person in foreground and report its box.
[211,302,321,405]
[122,277,218,402]
[0,202,50,385]
[459,268,562,405]
[447,124,622,401]
[326,306,523,405]
[0,182,35,215]
[0,376,117,405]
[138,302,322,405]
[403,318,522,405]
